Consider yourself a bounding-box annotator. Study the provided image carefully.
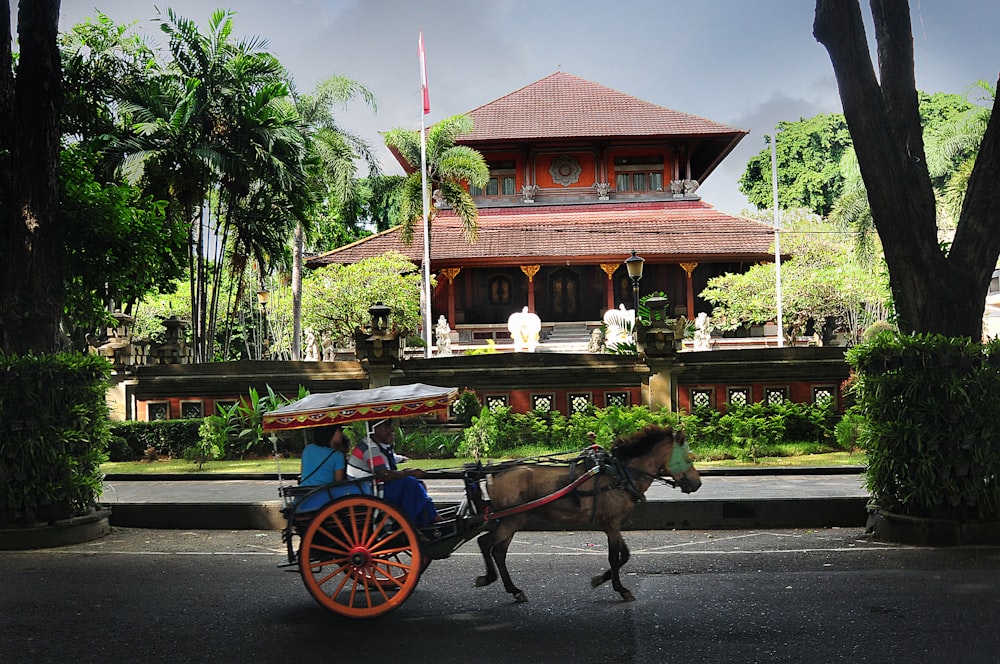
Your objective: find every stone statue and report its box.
[321,333,335,361]
[588,327,605,353]
[304,329,320,361]
[521,184,538,203]
[507,306,541,352]
[694,312,712,351]
[669,179,685,196]
[594,182,611,200]
[435,315,453,356]
[683,178,700,195]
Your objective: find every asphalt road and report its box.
[2,527,999,663]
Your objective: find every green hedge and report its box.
[681,401,840,462]
[108,419,203,461]
[458,405,682,459]
[0,352,111,526]
[847,332,1000,521]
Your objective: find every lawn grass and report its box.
[101,450,866,475]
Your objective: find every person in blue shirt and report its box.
[296,424,368,512]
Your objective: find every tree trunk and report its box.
[814,0,1000,338]
[291,222,303,360]
[1,0,63,354]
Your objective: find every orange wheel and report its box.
[298,495,423,618]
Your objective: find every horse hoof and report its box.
[474,575,495,588]
[620,591,636,602]
[513,592,528,603]
[590,574,606,588]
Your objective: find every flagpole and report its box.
[770,127,784,348]
[419,32,432,358]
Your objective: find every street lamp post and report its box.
[256,289,270,360]
[624,250,645,316]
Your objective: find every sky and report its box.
[36,0,1000,214]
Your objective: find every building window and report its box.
[569,393,593,415]
[147,401,169,421]
[488,276,512,305]
[605,391,630,408]
[471,160,516,197]
[180,400,204,419]
[484,394,509,411]
[531,394,554,412]
[764,387,788,405]
[690,389,713,409]
[727,388,750,407]
[813,386,835,406]
[613,156,664,192]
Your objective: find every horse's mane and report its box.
[610,424,677,461]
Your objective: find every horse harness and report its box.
[569,446,646,504]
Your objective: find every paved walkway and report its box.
[99,470,871,531]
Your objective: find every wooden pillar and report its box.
[679,262,698,320]
[440,267,461,325]
[520,265,540,312]
[599,263,619,312]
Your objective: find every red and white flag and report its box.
[419,31,430,115]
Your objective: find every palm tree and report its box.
[382,114,489,243]
[289,75,380,359]
[113,8,309,361]
[927,80,995,224]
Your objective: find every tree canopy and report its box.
[700,210,891,342]
[301,252,423,348]
[739,92,976,219]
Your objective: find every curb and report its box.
[102,466,867,482]
[104,497,870,532]
[0,509,112,550]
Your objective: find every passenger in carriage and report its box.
[296,424,369,512]
[347,418,440,527]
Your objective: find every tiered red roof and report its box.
[460,72,746,142]
[307,200,774,268]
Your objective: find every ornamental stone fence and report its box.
[117,347,850,422]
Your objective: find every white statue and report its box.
[507,306,541,352]
[321,333,335,361]
[304,328,320,361]
[435,315,452,356]
[603,304,635,351]
[694,312,712,351]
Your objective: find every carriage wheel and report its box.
[298,495,423,618]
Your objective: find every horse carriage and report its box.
[262,383,701,619]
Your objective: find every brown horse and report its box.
[473,424,701,603]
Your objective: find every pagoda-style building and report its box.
[309,72,774,335]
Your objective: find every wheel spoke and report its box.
[298,495,422,618]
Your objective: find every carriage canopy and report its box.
[262,383,459,432]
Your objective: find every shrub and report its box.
[0,352,111,525]
[457,404,681,460]
[228,385,307,458]
[681,401,838,463]
[184,415,230,469]
[452,389,482,426]
[834,407,866,452]
[394,427,462,459]
[109,420,203,460]
[847,332,1000,520]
